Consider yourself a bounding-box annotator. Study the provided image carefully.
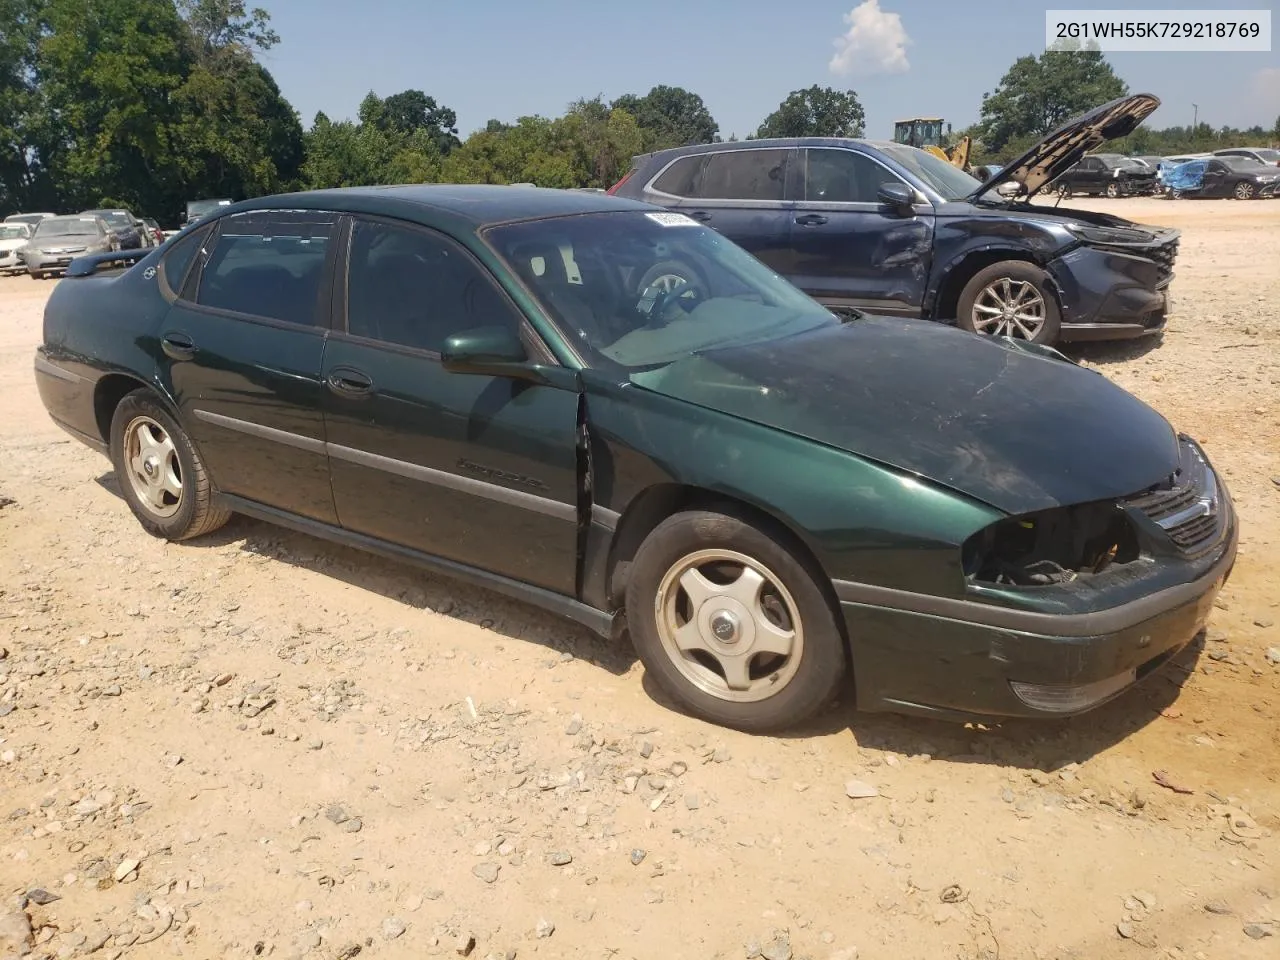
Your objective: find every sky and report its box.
[253,0,1280,139]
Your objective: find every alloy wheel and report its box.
[653,549,804,702]
[123,416,183,518]
[969,277,1047,339]
[1234,182,1254,200]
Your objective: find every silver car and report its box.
[0,222,33,274]
[24,215,116,278]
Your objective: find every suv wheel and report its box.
[625,509,846,732]
[1234,181,1255,200]
[1105,182,1121,198]
[956,261,1061,344]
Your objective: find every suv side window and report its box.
[652,156,704,197]
[803,148,902,203]
[697,149,788,201]
[196,211,336,326]
[345,219,522,354]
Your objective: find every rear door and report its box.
[784,146,934,315]
[159,209,339,524]
[320,216,581,595]
[648,148,796,272]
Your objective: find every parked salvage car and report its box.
[610,94,1179,344]
[0,222,32,274]
[141,217,166,245]
[34,184,1235,732]
[1164,157,1280,200]
[1214,147,1280,167]
[4,212,56,228]
[183,198,232,226]
[82,208,148,249]
[1050,154,1159,198]
[24,214,117,277]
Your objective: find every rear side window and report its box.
[160,226,208,296]
[196,211,336,326]
[652,156,704,197]
[697,150,788,201]
[803,149,901,203]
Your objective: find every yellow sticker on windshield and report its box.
[645,212,699,227]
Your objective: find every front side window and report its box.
[877,144,978,200]
[346,219,521,353]
[696,150,788,201]
[196,211,336,326]
[804,148,903,203]
[487,211,837,373]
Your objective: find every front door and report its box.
[320,216,581,595]
[159,209,340,524]
[784,146,934,315]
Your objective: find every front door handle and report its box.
[687,210,712,222]
[161,332,196,362]
[326,367,373,398]
[795,214,828,226]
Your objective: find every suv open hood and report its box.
[970,94,1161,202]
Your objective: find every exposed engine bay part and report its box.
[962,501,1139,586]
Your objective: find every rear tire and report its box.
[625,509,847,733]
[956,261,1061,344]
[1055,183,1071,199]
[109,390,230,541]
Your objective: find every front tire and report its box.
[625,509,847,732]
[955,261,1062,344]
[109,390,230,541]
[1055,183,1071,199]
[1234,181,1255,200]
[1105,182,1120,199]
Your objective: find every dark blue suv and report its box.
[610,95,1178,346]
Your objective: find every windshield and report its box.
[1251,149,1280,163]
[486,211,840,372]
[35,218,103,238]
[0,225,28,240]
[877,144,981,200]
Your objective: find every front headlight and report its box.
[1066,223,1158,246]
[962,502,1140,587]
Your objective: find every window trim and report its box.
[332,213,559,366]
[644,148,795,207]
[792,146,928,211]
[179,209,342,331]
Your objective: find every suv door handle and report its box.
[795,214,828,226]
[161,332,196,361]
[326,367,373,398]
[687,210,712,222]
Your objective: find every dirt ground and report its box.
[0,197,1277,960]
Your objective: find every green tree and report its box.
[612,85,718,150]
[754,86,865,139]
[377,89,460,154]
[0,0,52,213]
[977,49,1127,153]
[177,0,278,57]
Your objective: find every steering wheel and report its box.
[640,276,705,325]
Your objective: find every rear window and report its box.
[161,226,209,296]
[196,211,336,326]
[697,150,788,201]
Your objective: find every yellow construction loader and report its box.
[892,117,971,171]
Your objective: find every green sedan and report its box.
[33,186,1235,732]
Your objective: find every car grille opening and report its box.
[1124,438,1226,558]
[1148,235,1178,287]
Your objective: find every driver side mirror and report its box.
[441,326,531,378]
[877,182,915,213]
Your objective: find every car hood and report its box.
[0,238,28,252]
[630,318,1179,515]
[971,94,1162,202]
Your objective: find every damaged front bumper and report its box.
[834,449,1237,722]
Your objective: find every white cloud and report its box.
[829,0,912,77]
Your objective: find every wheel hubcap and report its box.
[124,416,183,518]
[971,278,1046,340]
[654,549,803,703]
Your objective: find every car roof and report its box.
[224,184,654,230]
[634,138,907,163]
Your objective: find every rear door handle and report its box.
[161,332,196,362]
[326,367,373,398]
[687,210,712,222]
[795,214,828,226]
